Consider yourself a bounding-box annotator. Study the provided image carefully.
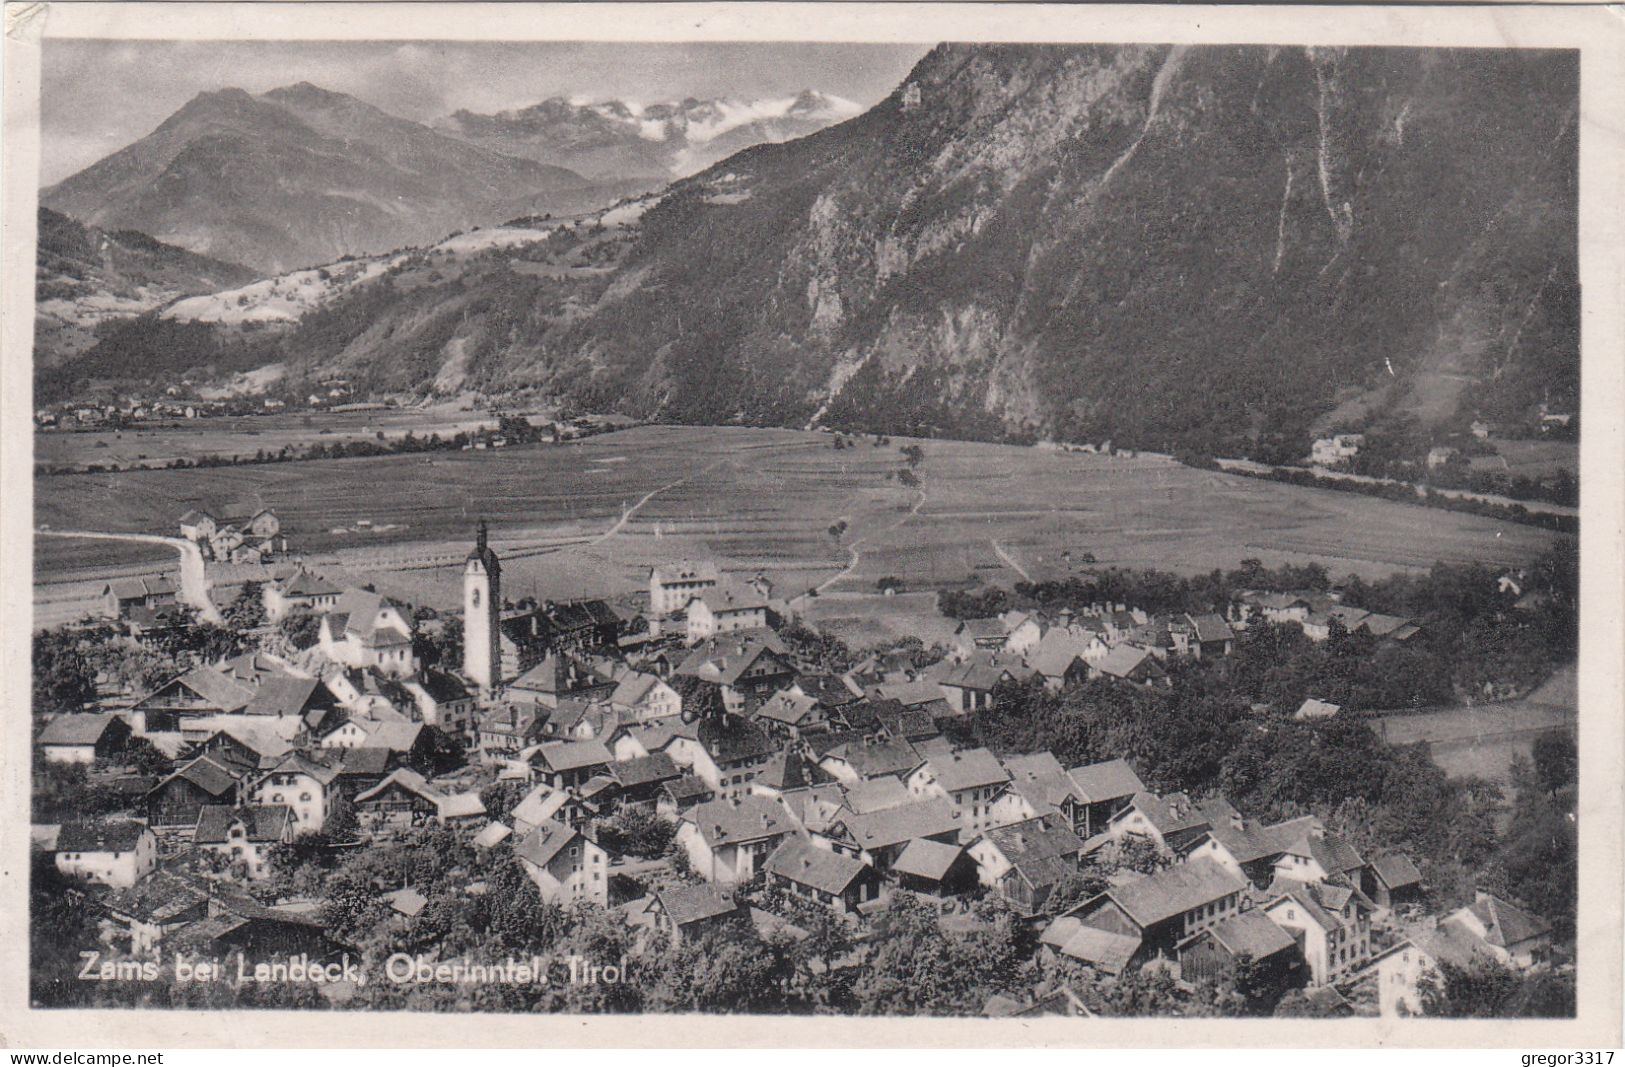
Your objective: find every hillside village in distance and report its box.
[30,473,1578,1017]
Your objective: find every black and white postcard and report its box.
[2,1,1621,1049]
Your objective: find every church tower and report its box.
[463,521,502,692]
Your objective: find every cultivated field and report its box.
[34,425,1566,645]
[34,401,511,472]
[1375,666,1577,784]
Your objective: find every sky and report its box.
[40,40,932,185]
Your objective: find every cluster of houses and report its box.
[34,527,1547,1014]
[179,504,289,564]
[1233,589,1423,646]
[942,603,1241,697]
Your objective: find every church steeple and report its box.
[464,521,501,692]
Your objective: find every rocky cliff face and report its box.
[42,83,598,274]
[52,46,1578,451]
[557,44,1577,448]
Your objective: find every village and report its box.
[29,495,1569,1018]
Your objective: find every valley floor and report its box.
[34,425,1564,647]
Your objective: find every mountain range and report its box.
[41,45,1578,455]
[41,83,609,273]
[436,90,865,180]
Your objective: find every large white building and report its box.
[317,588,416,676]
[649,560,720,617]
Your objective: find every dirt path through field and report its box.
[793,487,928,607]
[587,457,729,548]
[36,529,220,623]
[991,539,1032,582]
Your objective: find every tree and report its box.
[32,629,97,714]
[900,444,925,468]
[595,807,675,859]
[279,610,322,651]
[1530,731,1577,796]
[671,673,725,722]
[1417,959,1522,1017]
[223,581,267,631]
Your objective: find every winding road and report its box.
[37,529,221,623]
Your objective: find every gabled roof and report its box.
[821,736,921,779]
[1067,759,1147,803]
[868,678,947,708]
[753,751,835,792]
[841,776,913,814]
[256,750,341,786]
[150,755,243,800]
[609,671,665,708]
[1270,817,1365,875]
[107,576,177,600]
[513,819,582,868]
[939,657,1012,692]
[194,804,293,845]
[921,747,1008,792]
[414,669,471,704]
[834,797,961,851]
[795,673,863,707]
[754,688,823,727]
[1040,916,1141,975]
[1096,857,1247,928]
[892,838,967,882]
[1183,613,1236,643]
[274,569,342,598]
[662,775,712,803]
[159,666,257,712]
[383,887,429,917]
[677,632,790,687]
[1003,752,1085,810]
[697,715,776,764]
[103,870,209,924]
[684,795,796,848]
[37,714,126,746]
[328,588,409,644]
[56,820,148,853]
[607,752,681,788]
[654,883,740,926]
[1093,645,1164,681]
[532,739,613,773]
[354,767,441,805]
[692,582,768,615]
[1178,910,1296,960]
[244,675,324,718]
[1264,877,1370,932]
[1117,791,1233,837]
[1461,892,1552,948]
[983,820,1085,896]
[1370,852,1424,891]
[1027,629,1095,679]
[764,837,873,895]
[336,746,394,777]
[511,785,572,827]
